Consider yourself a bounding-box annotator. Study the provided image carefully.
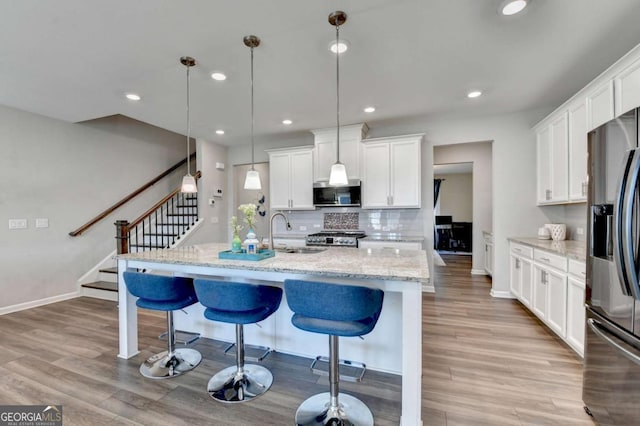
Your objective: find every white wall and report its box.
[434,173,473,222]
[0,107,191,311]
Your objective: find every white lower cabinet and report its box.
[509,241,584,357]
[566,260,586,357]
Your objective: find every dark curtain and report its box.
[434,179,443,208]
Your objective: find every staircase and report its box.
[79,191,201,301]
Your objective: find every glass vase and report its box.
[231,233,242,253]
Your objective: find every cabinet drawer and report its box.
[510,243,533,259]
[568,259,586,280]
[534,249,568,272]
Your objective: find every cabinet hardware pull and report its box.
[540,257,550,262]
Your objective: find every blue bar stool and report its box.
[193,279,283,403]
[122,271,202,379]
[284,279,384,426]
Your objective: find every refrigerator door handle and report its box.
[588,318,640,366]
[614,148,640,298]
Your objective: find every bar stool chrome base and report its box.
[207,364,273,403]
[295,392,373,426]
[140,348,202,380]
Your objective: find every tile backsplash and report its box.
[271,207,424,236]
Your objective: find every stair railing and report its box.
[69,152,196,237]
[115,171,201,255]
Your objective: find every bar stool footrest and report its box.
[159,329,200,345]
[223,342,272,362]
[310,355,366,382]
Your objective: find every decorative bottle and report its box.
[244,228,259,254]
[231,232,242,253]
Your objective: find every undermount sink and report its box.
[275,247,327,254]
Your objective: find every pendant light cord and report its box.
[335,24,341,164]
[250,46,255,171]
[186,64,191,177]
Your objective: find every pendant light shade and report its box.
[243,35,262,190]
[328,11,349,186]
[180,56,197,193]
[244,169,262,190]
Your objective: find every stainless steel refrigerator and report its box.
[584,108,640,424]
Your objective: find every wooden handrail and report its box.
[128,171,201,230]
[69,153,196,236]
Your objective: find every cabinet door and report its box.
[314,139,335,182]
[537,126,552,204]
[510,255,521,298]
[587,80,615,131]
[533,266,548,319]
[567,277,585,356]
[568,101,588,201]
[290,150,314,209]
[550,113,569,202]
[340,135,361,180]
[361,143,390,208]
[615,58,640,117]
[390,140,421,208]
[520,258,533,308]
[269,152,292,209]
[546,268,567,338]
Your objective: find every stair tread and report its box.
[99,267,118,274]
[82,281,118,292]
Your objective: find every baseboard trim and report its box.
[490,289,515,299]
[470,269,488,276]
[0,291,80,315]
[422,282,435,293]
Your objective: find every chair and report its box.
[284,279,384,426]
[193,279,283,403]
[122,271,202,379]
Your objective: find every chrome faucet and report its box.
[269,212,292,250]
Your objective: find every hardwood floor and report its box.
[424,254,594,425]
[0,257,594,425]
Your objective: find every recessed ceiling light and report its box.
[364,107,376,113]
[215,129,225,135]
[282,119,293,125]
[329,40,349,54]
[500,0,528,16]
[125,93,141,101]
[467,91,482,98]
[211,72,227,81]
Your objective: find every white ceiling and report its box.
[2,0,640,147]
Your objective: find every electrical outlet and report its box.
[208,198,215,206]
[576,227,584,235]
[8,219,27,229]
[214,189,223,197]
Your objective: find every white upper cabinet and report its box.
[361,134,422,209]
[615,57,640,116]
[311,123,368,182]
[267,147,314,210]
[586,80,615,132]
[568,99,588,202]
[537,113,568,204]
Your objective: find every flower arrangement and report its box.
[229,216,243,238]
[237,203,258,231]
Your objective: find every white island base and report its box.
[116,243,428,426]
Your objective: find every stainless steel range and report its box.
[306,230,366,247]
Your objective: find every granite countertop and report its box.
[509,237,586,262]
[117,242,429,282]
[272,234,307,240]
[362,234,425,243]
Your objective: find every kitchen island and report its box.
[116,242,428,426]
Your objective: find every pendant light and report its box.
[180,56,197,193]
[243,35,262,190]
[328,11,349,186]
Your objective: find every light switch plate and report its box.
[35,218,49,228]
[8,219,27,229]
